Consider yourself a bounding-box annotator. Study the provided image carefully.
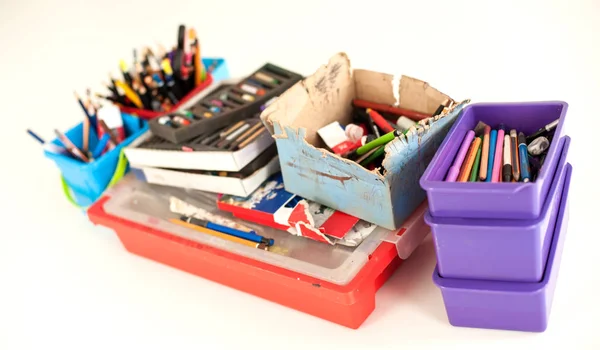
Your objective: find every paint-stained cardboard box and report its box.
[260,53,469,230]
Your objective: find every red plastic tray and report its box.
[118,74,213,120]
[88,195,403,329]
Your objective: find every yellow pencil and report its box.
[114,80,143,108]
[189,28,203,85]
[169,218,266,250]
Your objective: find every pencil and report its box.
[228,122,263,149]
[82,115,90,153]
[469,137,483,182]
[479,125,491,181]
[237,126,267,149]
[169,219,266,249]
[115,80,143,108]
[457,137,481,182]
[352,99,431,121]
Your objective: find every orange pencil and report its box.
[478,125,491,181]
[189,28,203,86]
[458,137,482,182]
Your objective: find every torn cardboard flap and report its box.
[261,52,355,148]
[259,52,468,229]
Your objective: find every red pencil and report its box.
[353,99,431,121]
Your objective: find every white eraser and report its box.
[317,122,349,149]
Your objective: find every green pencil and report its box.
[469,137,483,182]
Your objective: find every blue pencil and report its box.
[27,129,45,144]
[485,130,497,182]
[182,216,274,246]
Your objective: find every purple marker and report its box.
[446,130,475,182]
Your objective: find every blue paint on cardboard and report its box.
[272,102,468,230]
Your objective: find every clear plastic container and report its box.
[100,175,427,285]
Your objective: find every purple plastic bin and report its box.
[425,137,570,282]
[420,101,568,220]
[433,164,571,332]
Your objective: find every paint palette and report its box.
[218,173,377,246]
[148,63,303,144]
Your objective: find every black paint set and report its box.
[148,63,302,144]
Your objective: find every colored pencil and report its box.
[458,137,481,182]
[169,218,266,249]
[470,137,483,182]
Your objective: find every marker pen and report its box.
[526,119,559,143]
[503,135,512,182]
[510,129,520,181]
[446,130,475,182]
[518,132,531,182]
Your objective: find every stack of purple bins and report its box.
[420,102,571,332]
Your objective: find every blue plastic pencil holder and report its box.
[44,113,149,208]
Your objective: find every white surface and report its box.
[2,0,599,348]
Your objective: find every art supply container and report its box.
[118,58,229,120]
[433,164,571,332]
[87,174,432,329]
[420,101,568,220]
[44,113,148,207]
[261,52,469,230]
[425,137,570,282]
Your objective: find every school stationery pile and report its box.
[316,99,452,172]
[93,24,212,115]
[445,118,558,183]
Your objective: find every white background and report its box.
[1,0,599,348]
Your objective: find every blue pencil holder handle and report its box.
[45,113,149,208]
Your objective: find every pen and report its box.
[510,129,520,181]
[181,216,274,246]
[503,134,512,182]
[446,130,475,182]
[518,132,531,182]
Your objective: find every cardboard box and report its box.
[260,52,469,230]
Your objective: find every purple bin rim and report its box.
[420,101,568,195]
